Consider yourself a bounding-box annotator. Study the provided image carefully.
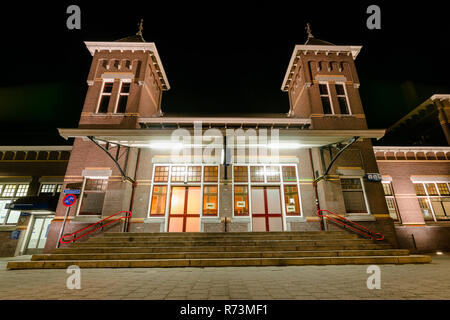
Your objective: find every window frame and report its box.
[39,183,63,196]
[96,79,114,114]
[335,82,352,115]
[340,176,371,215]
[232,164,303,220]
[318,81,334,115]
[381,181,400,221]
[76,177,109,216]
[148,164,221,221]
[0,183,30,225]
[413,182,450,221]
[114,79,131,114]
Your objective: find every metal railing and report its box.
[59,210,132,244]
[316,209,384,241]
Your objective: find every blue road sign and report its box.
[63,189,81,195]
[63,194,77,207]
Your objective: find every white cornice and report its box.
[373,146,450,153]
[84,41,170,90]
[281,44,362,92]
[430,94,450,101]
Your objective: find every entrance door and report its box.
[168,186,201,232]
[25,215,53,254]
[251,186,283,231]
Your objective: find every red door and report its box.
[168,186,201,232]
[251,186,283,231]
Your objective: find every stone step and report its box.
[54,243,393,254]
[31,249,411,261]
[7,255,432,269]
[91,234,359,242]
[73,239,375,247]
[102,231,347,237]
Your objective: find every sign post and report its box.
[57,193,78,248]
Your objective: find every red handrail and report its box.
[316,209,384,241]
[59,210,132,244]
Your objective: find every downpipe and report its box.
[125,148,141,232]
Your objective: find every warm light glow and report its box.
[436,251,443,255]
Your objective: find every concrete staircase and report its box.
[7,231,431,269]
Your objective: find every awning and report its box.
[58,128,386,148]
[6,196,59,212]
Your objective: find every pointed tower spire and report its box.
[306,23,314,39]
[136,18,144,36]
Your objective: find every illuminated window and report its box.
[40,184,56,195]
[187,166,201,182]
[233,166,248,183]
[150,186,167,216]
[425,183,438,196]
[284,185,300,215]
[382,182,393,196]
[98,82,113,113]
[0,183,30,225]
[382,182,398,220]
[203,166,218,182]
[250,166,264,182]
[282,166,297,182]
[116,82,130,113]
[234,185,249,215]
[265,166,280,182]
[154,166,169,183]
[203,186,218,215]
[319,83,333,114]
[335,84,350,114]
[171,166,186,182]
[437,183,450,196]
[414,183,426,196]
[56,184,63,193]
[2,185,17,197]
[418,198,433,220]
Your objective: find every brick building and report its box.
[373,94,450,252]
[0,146,71,256]
[41,25,401,255]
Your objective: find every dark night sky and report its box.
[0,1,449,145]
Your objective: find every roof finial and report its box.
[306,23,314,38]
[136,18,144,36]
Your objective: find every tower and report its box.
[282,24,366,130]
[80,19,170,129]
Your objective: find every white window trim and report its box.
[414,182,450,222]
[318,81,335,115]
[113,79,132,114]
[75,177,109,216]
[340,176,371,215]
[231,164,303,232]
[0,183,30,225]
[335,82,352,115]
[381,181,399,220]
[96,79,114,114]
[147,164,221,232]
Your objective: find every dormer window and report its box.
[115,81,131,113]
[319,83,333,114]
[98,81,113,113]
[336,83,350,114]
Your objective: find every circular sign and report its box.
[62,194,77,207]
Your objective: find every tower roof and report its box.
[114,19,145,42]
[304,37,335,46]
[303,23,335,46]
[280,24,362,91]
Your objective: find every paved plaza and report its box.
[0,254,449,300]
